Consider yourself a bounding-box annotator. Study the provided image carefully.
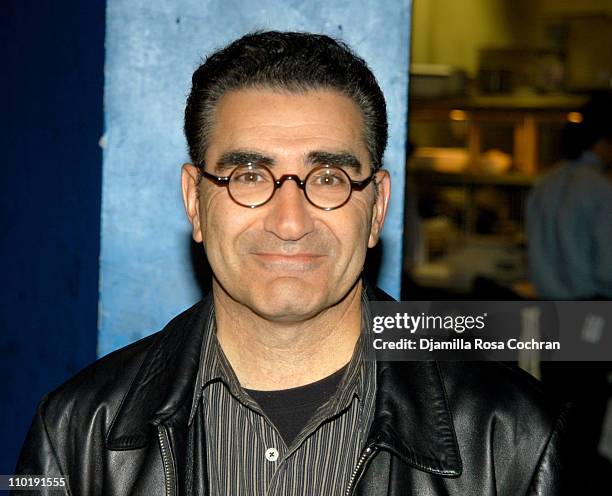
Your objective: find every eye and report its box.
[309,169,349,187]
[231,168,269,184]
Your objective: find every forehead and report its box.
[205,88,368,165]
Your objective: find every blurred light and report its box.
[449,109,468,121]
[567,112,583,123]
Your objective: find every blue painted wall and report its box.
[100,0,412,355]
[0,1,104,472]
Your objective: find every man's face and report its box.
[182,88,390,322]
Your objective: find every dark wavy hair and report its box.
[561,91,612,160]
[184,31,388,170]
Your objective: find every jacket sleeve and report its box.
[527,405,570,496]
[13,396,70,496]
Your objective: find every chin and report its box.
[248,278,329,322]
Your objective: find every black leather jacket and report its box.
[16,292,568,495]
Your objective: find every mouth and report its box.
[250,252,326,271]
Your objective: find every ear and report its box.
[181,163,204,243]
[368,170,391,248]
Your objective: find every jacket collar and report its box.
[105,288,462,478]
[364,283,462,477]
[106,296,212,450]
[368,360,462,477]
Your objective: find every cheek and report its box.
[200,199,231,259]
[332,207,372,264]
[202,219,243,290]
[200,190,235,243]
[201,200,259,273]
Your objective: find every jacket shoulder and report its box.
[438,361,562,426]
[43,330,158,424]
[17,300,209,483]
[438,361,560,414]
[37,301,204,439]
[437,361,569,493]
[16,327,162,478]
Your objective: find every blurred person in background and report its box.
[526,91,612,493]
[527,91,612,301]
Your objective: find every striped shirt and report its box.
[189,295,376,495]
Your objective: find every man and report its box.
[17,31,567,495]
[526,92,612,492]
[527,92,612,300]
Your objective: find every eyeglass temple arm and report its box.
[350,173,376,191]
[200,170,230,185]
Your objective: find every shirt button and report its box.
[265,447,279,462]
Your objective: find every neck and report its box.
[213,280,363,390]
[590,142,612,170]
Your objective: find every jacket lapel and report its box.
[368,360,463,477]
[364,282,462,477]
[105,297,212,450]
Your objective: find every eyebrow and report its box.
[214,149,363,174]
[306,151,362,174]
[215,151,275,172]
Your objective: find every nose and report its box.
[263,179,315,241]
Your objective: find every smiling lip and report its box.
[252,253,324,262]
[251,252,326,270]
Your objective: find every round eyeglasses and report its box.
[199,163,376,210]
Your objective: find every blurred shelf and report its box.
[407,94,576,241]
[409,168,536,187]
[411,94,587,112]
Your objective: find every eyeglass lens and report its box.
[228,165,352,209]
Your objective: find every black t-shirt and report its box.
[245,365,348,446]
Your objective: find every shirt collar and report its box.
[188,289,372,425]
